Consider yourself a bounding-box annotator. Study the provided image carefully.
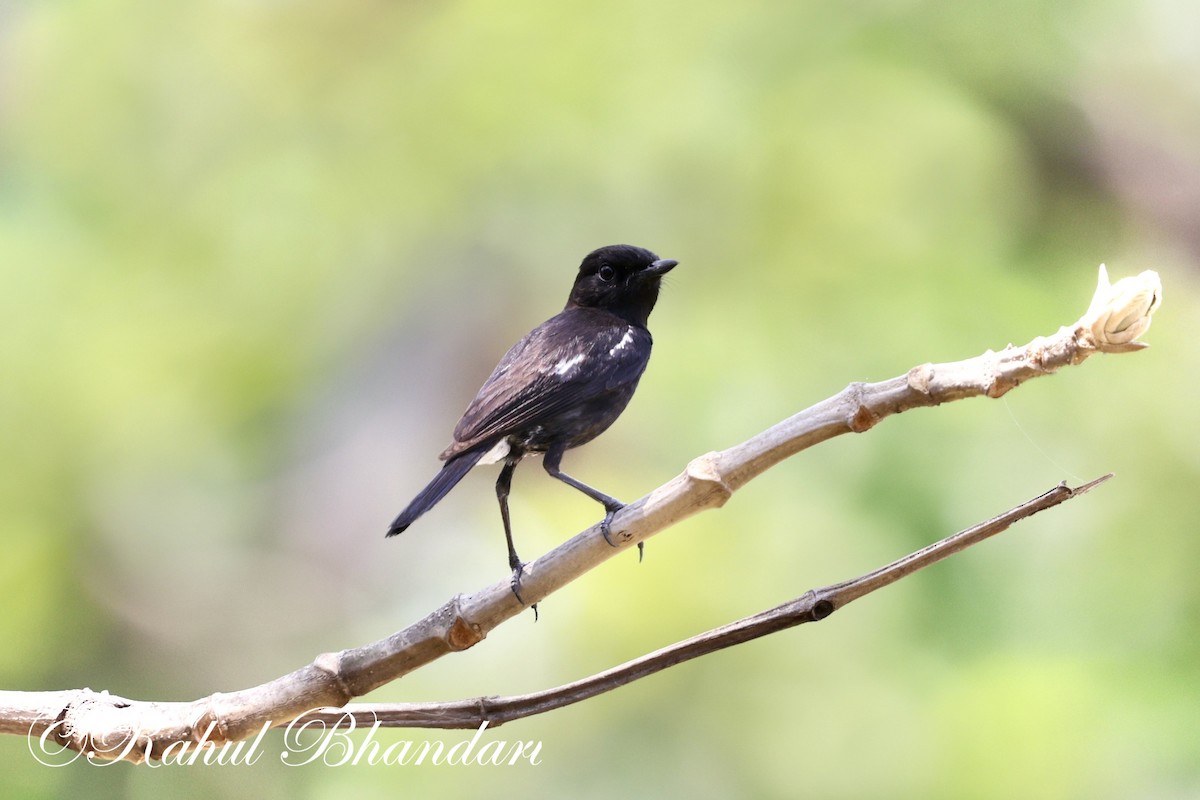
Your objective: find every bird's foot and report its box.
[601,503,644,561]
[509,560,526,601]
[509,561,538,620]
[600,502,624,547]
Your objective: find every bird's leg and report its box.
[496,453,535,614]
[543,444,625,548]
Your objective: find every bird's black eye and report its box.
[598,264,616,282]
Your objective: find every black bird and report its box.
[387,244,678,603]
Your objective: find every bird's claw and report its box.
[509,560,527,602]
[601,504,643,561]
[600,503,623,547]
[509,562,538,620]
[600,518,617,547]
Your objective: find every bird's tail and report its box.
[386,447,487,537]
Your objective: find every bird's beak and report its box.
[644,258,679,277]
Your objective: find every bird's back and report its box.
[440,307,653,460]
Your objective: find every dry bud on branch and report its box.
[1078,264,1162,352]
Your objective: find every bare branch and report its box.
[304,474,1112,729]
[0,267,1160,762]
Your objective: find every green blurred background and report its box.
[2,0,1198,797]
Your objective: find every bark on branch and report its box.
[0,266,1161,763]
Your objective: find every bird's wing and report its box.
[443,311,652,456]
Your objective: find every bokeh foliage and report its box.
[1,0,1198,797]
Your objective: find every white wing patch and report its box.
[552,353,586,376]
[478,438,511,465]
[609,327,635,356]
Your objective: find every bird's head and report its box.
[566,244,678,328]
